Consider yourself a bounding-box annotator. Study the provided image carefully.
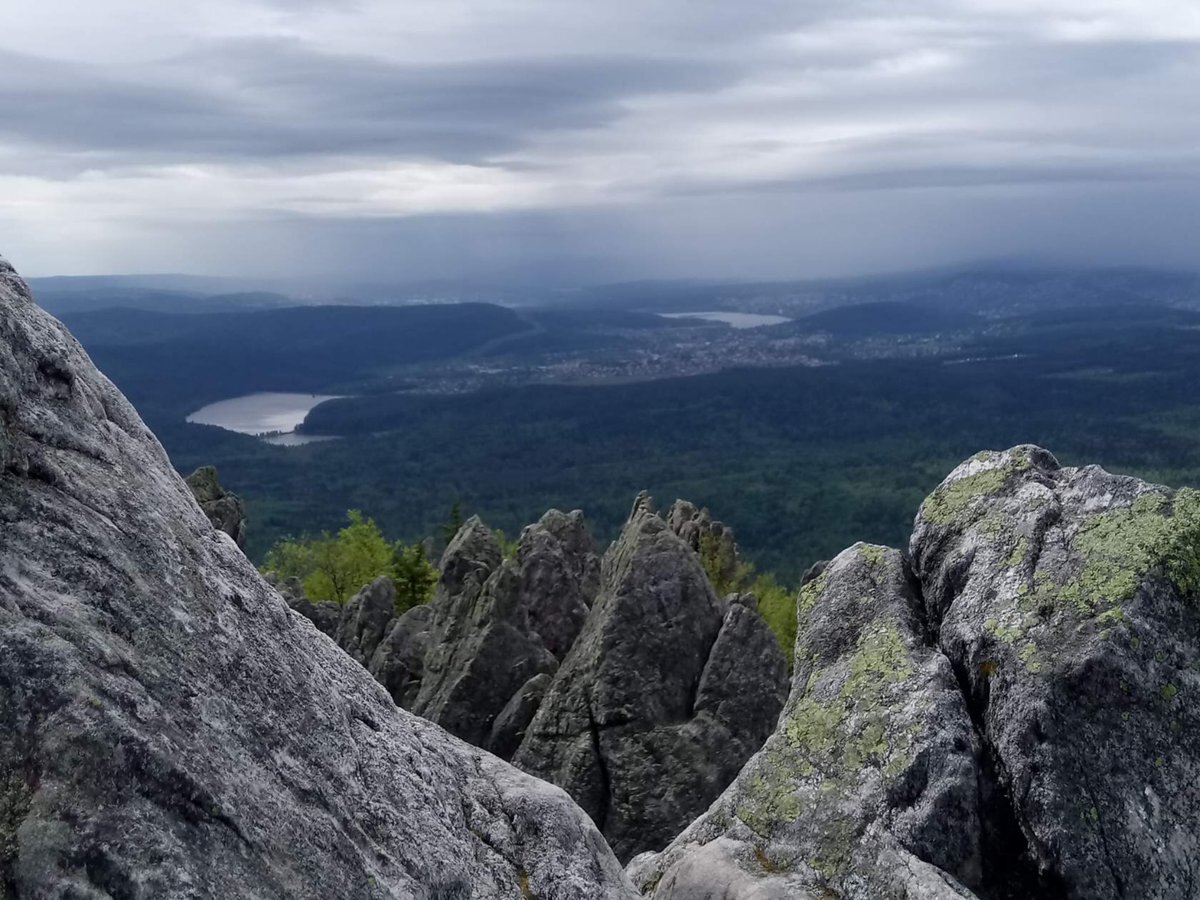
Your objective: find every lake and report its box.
[186,392,343,444]
[659,311,792,329]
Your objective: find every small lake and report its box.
[659,311,792,329]
[185,392,343,444]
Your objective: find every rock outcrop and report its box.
[630,446,1200,899]
[515,496,790,862]
[185,465,246,548]
[909,446,1200,897]
[628,543,983,898]
[403,511,599,751]
[0,257,636,898]
[335,575,397,666]
[368,510,601,754]
[667,499,740,591]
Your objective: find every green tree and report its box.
[392,541,438,613]
[262,510,394,604]
[751,572,798,670]
[699,532,752,596]
[493,528,519,561]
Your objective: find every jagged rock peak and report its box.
[185,465,247,549]
[515,495,788,862]
[0,258,635,897]
[438,513,501,590]
[666,498,741,591]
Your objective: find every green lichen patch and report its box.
[921,451,1035,527]
[1007,536,1030,569]
[984,616,1025,645]
[1029,488,1200,617]
[798,571,829,617]
[855,544,890,569]
[1019,641,1042,674]
[783,622,916,782]
[735,749,804,836]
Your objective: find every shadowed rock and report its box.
[334,575,396,666]
[185,465,246,548]
[515,497,789,861]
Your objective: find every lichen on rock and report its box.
[629,543,983,899]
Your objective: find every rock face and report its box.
[631,446,1200,899]
[628,543,983,898]
[357,510,602,755]
[284,497,787,863]
[667,499,740,591]
[185,465,247,548]
[0,257,635,898]
[515,496,789,862]
[909,446,1200,898]
[335,576,397,666]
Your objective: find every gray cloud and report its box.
[1,0,1199,280]
[0,42,738,168]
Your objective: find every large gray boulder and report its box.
[0,256,635,898]
[632,447,1200,899]
[909,446,1200,898]
[185,465,247,549]
[628,543,983,899]
[514,496,789,862]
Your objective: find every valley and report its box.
[40,267,1200,581]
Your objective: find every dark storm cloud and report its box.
[3,0,1200,279]
[0,41,739,169]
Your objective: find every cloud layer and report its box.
[2,0,1198,281]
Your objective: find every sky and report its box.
[2,0,1199,284]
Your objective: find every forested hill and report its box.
[61,303,531,415]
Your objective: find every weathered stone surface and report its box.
[185,465,247,548]
[282,508,601,757]
[667,499,740,591]
[0,256,636,898]
[403,510,599,751]
[367,603,433,710]
[488,672,555,761]
[286,595,341,639]
[628,543,983,899]
[334,575,396,666]
[910,445,1200,898]
[515,497,789,862]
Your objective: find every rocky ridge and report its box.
[630,446,1200,899]
[289,495,789,862]
[514,495,789,861]
[0,256,635,898]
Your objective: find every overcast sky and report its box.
[2,0,1199,283]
